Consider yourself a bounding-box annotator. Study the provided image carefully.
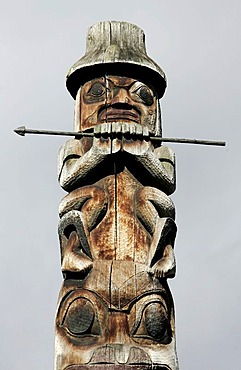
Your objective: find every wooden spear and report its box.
[14,126,226,147]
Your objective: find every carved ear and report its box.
[149,217,177,268]
[74,86,82,132]
[154,100,162,138]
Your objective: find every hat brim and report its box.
[66,62,167,100]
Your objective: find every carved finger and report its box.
[129,123,136,137]
[143,125,149,139]
[122,122,129,134]
[136,124,143,138]
[94,124,101,136]
[122,122,132,140]
[100,122,111,137]
[109,122,122,153]
[112,121,122,139]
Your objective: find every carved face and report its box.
[55,261,177,370]
[55,289,175,370]
[76,76,157,133]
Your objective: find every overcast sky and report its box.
[1,1,241,369]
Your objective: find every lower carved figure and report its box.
[55,261,178,370]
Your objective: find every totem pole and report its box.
[13,20,226,370]
[55,21,178,370]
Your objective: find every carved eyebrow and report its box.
[105,78,137,89]
[126,80,138,89]
[130,81,152,90]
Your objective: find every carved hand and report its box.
[93,123,122,154]
[121,122,153,156]
[94,122,153,156]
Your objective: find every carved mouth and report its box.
[65,366,170,369]
[64,345,171,369]
[98,108,140,123]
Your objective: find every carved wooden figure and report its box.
[55,21,179,370]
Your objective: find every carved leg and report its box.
[58,186,108,277]
[58,210,93,278]
[135,186,175,235]
[59,185,108,232]
[148,217,177,278]
[135,187,176,278]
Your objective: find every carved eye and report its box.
[88,82,106,97]
[144,303,170,341]
[63,298,100,336]
[132,302,171,344]
[133,85,154,106]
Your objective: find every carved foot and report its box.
[149,245,176,279]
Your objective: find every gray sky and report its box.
[1,1,240,369]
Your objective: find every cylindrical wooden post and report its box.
[55,21,179,370]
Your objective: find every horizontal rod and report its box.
[151,137,226,146]
[14,126,226,147]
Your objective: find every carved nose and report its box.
[110,88,132,105]
[108,312,131,345]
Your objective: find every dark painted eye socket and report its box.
[132,301,172,344]
[144,303,169,341]
[134,85,154,105]
[64,298,99,336]
[88,82,105,97]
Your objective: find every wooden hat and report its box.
[66,21,167,99]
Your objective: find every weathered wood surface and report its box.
[66,22,167,100]
[55,21,178,370]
